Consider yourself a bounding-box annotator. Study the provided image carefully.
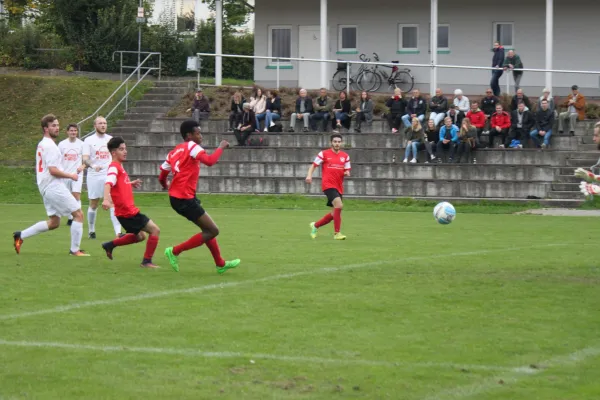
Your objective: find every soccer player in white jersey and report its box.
[58,124,85,226]
[82,116,122,239]
[13,114,89,256]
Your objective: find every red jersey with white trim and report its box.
[160,141,223,199]
[106,161,139,218]
[312,148,351,194]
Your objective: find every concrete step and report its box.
[129,106,170,114]
[111,127,143,134]
[125,160,556,181]
[123,113,162,121]
[555,174,581,183]
[551,183,580,191]
[147,87,187,95]
[114,119,152,127]
[125,145,569,165]
[539,198,585,207]
[144,94,181,101]
[581,136,596,144]
[565,158,599,167]
[547,191,583,199]
[579,144,597,151]
[137,131,582,151]
[135,100,175,107]
[126,174,551,199]
[153,80,192,88]
[150,117,598,136]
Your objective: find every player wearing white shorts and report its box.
[82,116,122,239]
[58,124,84,226]
[13,114,89,256]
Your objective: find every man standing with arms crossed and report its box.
[58,124,85,226]
[13,114,89,256]
[82,116,121,239]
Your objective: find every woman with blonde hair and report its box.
[455,117,477,163]
[403,117,424,163]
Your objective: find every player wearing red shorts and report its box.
[305,134,351,240]
[100,137,160,268]
[159,120,241,273]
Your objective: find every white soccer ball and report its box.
[433,202,456,225]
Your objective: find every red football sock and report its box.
[112,233,139,247]
[173,233,204,256]
[144,235,159,260]
[315,213,333,228]
[206,238,225,267]
[333,208,342,233]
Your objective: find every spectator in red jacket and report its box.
[466,101,486,146]
[489,104,511,148]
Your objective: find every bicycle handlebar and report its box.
[373,52,379,61]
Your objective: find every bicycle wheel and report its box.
[392,71,414,93]
[371,71,383,92]
[332,70,348,91]
[358,70,378,92]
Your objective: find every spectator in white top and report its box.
[250,88,267,131]
[453,89,470,113]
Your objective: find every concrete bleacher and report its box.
[114,115,599,207]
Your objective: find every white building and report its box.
[248,0,600,95]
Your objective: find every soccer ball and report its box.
[433,202,456,225]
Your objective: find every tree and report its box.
[202,0,253,31]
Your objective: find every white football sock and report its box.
[21,221,49,239]
[110,207,122,236]
[88,207,97,233]
[68,201,81,221]
[70,220,83,253]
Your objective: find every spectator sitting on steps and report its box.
[481,88,499,134]
[438,117,460,162]
[510,88,532,112]
[503,101,533,149]
[250,87,267,131]
[424,119,440,162]
[489,104,511,148]
[465,101,486,147]
[428,88,448,127]
[228,91,246,132]
[453,89,470,114]
[403,117,425,164]
[310,88,332,132]
[188,88,210,123]
[538,88,556,116]
[385,88,407,133]
[289,88,313,132]
[401,89,426,129]
[559,85,586,135]
[234,103,256,146]
[446,104,465,128]
[264,90,282,131]
[332,91,352,133]
[354,91,373,133]
[454,118,477,164]
[530,99,555,149]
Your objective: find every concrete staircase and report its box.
[113,114,598,207]
[110,81,191,142]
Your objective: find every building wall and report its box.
[254,0,600,95]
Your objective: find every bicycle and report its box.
[370,53,415,93]
[331,54,379,92]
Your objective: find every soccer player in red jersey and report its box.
[159,120,241,273]
[305,133,351,240]
[100,137,161,269]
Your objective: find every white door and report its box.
[298,26,324,89]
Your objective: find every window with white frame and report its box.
[268,26,291,64]
[437,24,450,50]
[338,25,357,52]
[493,22,514,48]
[398,24,419,52]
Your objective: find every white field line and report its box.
[425,346,600,400]
[0,243,567,322]
[0,339,533,373]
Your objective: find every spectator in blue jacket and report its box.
[490,41,504,96]
[438,117,459,162]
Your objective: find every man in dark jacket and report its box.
[428,88,448,126]
[446,104,464,128]
[530,99,554,149]
[490,42,504,96]
[235,103,256,146]
[191,88,210,122]
[402,89,426,128]
[510,89,533,112]
[481,88,499,134]
[289,88,314,132]
[504,101,533,148]
[309,88,332,132]
[385,88,407,132]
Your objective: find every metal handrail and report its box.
[77,52,160,138]
[112,51,162,81]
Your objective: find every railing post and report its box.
[346,62,350,96]
[505,72,510,95]
[276,58,280,90]
[125,81,129,112]
[120,52,123,82]
[158,54,162,81]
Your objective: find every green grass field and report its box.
[1,196,600,399]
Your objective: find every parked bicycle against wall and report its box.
[331,54,379,92]
[369,53,415,93]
